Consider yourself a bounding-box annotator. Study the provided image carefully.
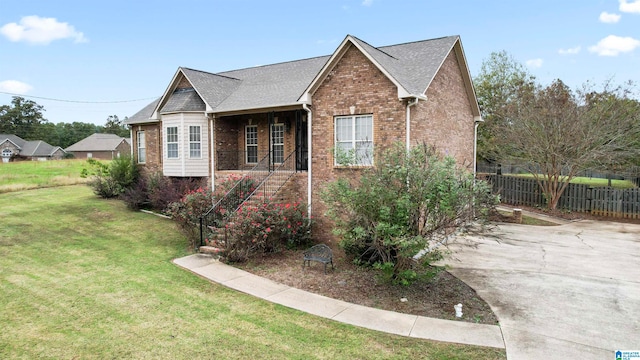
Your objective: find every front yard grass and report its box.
[509,173,636,189]
[0,185,505,359]
[0,159,88,193]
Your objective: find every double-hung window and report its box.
[271,123,284,164]
[245,125,258,164]
[166,126,179,159]
[137,131,146,163]
[334,115,373,166]
[189,126,201,158]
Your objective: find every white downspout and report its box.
[405,95,425,151]
[129,128,134,157]
[303,103,312,221]
[209,113,215,191]
[473,116,483,177]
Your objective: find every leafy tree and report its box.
[0,96,48,139]
[103,115,129,137]
[496,79,640,209]
[322,143,497,285]
[474,51,536,162]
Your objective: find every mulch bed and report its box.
[235,245,499,325]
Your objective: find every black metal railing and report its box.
[240,150,297,206]
[199,150,298,247]
[200,152,271,246]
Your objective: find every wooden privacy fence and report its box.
[484,175,640,219]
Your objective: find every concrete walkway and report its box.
[441,215,640,359]
[173,254,505,349]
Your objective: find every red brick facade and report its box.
[127,38,477,243]
[411,51,475,169]
[131,123,162,175]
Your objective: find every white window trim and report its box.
[166,126,179,159]
[334,114,374,166]
[189,125,202,159]
[271,123,285,164]
[137,131,146,164]
[245,125,258,164]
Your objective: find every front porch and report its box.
[213,109,308,173]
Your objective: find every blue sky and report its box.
[1,0,639,125]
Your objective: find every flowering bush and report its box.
[166,187,215,248]
[218,199,311,262]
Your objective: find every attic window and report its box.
[174,87,195,94]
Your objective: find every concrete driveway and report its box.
[442,219,640,359]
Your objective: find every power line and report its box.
[0,91,158,104]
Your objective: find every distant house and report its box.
[65,133,131,160]
[0,134,66,163]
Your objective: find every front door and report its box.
[271,123,284,164]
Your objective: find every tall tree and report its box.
[497,79,640,209]
[103,115,129,137]
[0,96,48,139]
[474,51,536,162]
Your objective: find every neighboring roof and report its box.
[0,134,63,157]
[128,34,480,123]
[0,134,26,149]
[21,140,64,157]
[65,133,128,152]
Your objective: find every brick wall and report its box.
[309,43,476,242]
[411,51,475,170]
[311,44,406,242]
[115,140,132,158]
[131,123,162,174]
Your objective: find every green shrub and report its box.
[83,156,139,198]
[322,143,498,285]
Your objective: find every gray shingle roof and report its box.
[21,140,62,156]
[0,134,63,156]
[355,35,459,95]
[213,56,330,113]
[127,34,470,122]
[65,133,127,152]
[160,88,206,113]
[0,134,26,148]
[125,98,160,125]
[181,68,241,110]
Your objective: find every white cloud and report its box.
[362,0,373,6]
[599,11,621,23]
[525,58,544,68]
[558,46,581,55]
[588,35,640,56]
[0,80,33,94]
[619,0,640,13]
[0,15,87,45]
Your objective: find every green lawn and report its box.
[509,173,636,189]
[0,185,505,359]
[0,159,89,193]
